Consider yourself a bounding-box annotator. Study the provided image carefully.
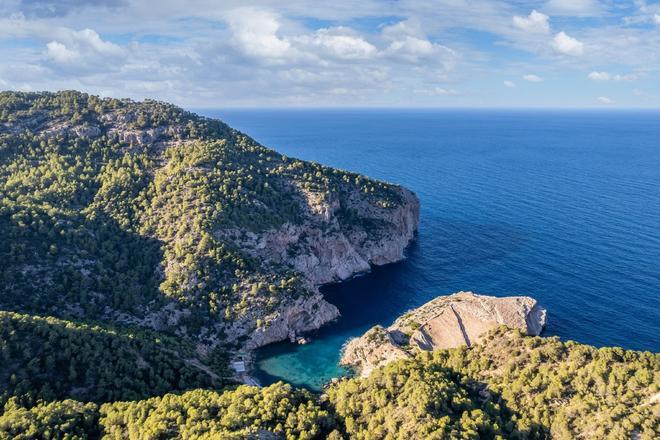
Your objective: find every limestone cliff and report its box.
[341,292,547,376]
[226,185,419,350]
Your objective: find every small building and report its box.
[230,361,246,373]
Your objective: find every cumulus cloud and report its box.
[299,27,377,60]
[385,36,434,61]
[0,0,658,106]
[45,28,125,71]
[551,31,584,56]
[587,71,637,81]
[513,10,550,34]
[381,21,457,68]
[598,96,614,104]
[587,71,608,81]
[523,74,543,82]
[225,8,292,61]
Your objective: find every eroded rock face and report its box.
[341,292,547,376]
[230,187,419,349]
[234,187,419,286]
[244,293,340,349]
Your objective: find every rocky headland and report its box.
[341,291,547,376]
[0,91,420,364]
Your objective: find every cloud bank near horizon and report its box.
[1,0,659,107]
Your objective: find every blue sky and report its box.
[1,0,660,107]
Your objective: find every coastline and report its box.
[236,233,419,388]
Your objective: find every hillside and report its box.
[1,328,657,439]
[0,91,418,357]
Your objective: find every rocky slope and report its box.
[0,91,419,361]
[341,292,546,376]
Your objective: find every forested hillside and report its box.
[0,90,416,351]
[0,328,657,439]
[0,311,229,407]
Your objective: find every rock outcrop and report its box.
[341,292,547,376]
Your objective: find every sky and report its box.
[1,0,660,107]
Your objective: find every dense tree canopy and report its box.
[0,311,230,407]
[1,328,657,439]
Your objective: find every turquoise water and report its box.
[200,109,660,391]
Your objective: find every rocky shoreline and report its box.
[231,186,420,382]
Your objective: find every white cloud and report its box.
[381,21,458,69]
[598,96,614,104]
[587,71,637,81]
[551,31,584,56]
[46,41,78,63]
[225,8,292,60]
[503,80,515,87]
[301,27,377,60]
[523,74,543,82]
[587,71,609,81]
[385,36,433,61]
[513,10,550,34]
[45,28,124,71]
[380,20,424,40]
[1,0,659,107]
[428,87,459,96]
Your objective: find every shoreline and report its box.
[235,239,418,388]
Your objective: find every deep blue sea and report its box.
[200,109,660,391]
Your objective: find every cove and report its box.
[200,108,660,391]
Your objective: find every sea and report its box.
[199,109,660,391]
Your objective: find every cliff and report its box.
[230,183,419,349]
[341,291,546,376]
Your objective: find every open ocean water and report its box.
[200,109,660,391]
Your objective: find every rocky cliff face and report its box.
[341,292,547,376]
[232,187,419,286]
[227,186,419,350]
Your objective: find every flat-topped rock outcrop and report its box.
[341,291,546,376]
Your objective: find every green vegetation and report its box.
[1,328,656,439]
[0,90,401,328]
[0,310,230,407]
[99,385,335,439]
[328,356,524,439]
[429,327,659,439]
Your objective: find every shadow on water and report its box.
[254,219,526,391]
